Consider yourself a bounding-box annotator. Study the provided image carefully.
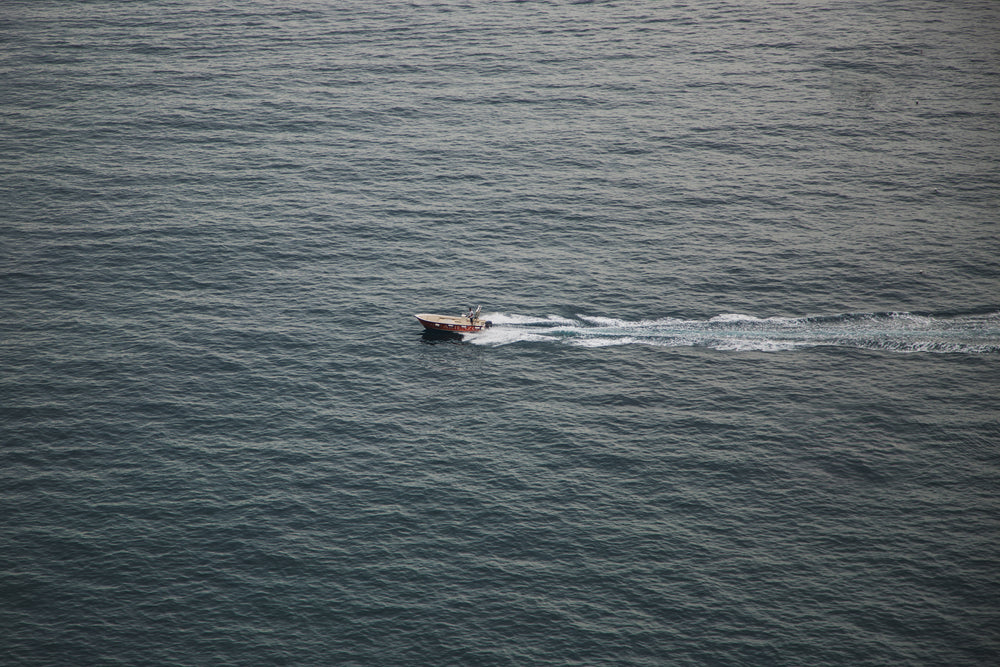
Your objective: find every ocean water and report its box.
[2,1,999,665]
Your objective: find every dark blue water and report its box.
[2,1,999,665]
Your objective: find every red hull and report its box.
[415,314,492,333]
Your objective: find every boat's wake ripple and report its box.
[463,311,1000,353]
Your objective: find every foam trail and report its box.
[464,311,1000,353]
[487,313,577,326]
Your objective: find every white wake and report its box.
[460,311,1000,353]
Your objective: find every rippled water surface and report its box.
[2,1,999,665]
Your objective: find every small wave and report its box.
[463,326,557,346]
[708,313,767,323]
[462,311,1000,353]
[485,313,577,326]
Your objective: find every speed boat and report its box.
[415,306,493,333]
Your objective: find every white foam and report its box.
[710,338,805,352]
[577,315,688,329]
[567,336,639,348]
[452,311,1000,353]
[464,327,556,347]
[709,313,763,323]
[886,311,934,327]
[577,315,630,327]
[485,312,576,326]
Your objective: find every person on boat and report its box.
[467,307,476,323]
